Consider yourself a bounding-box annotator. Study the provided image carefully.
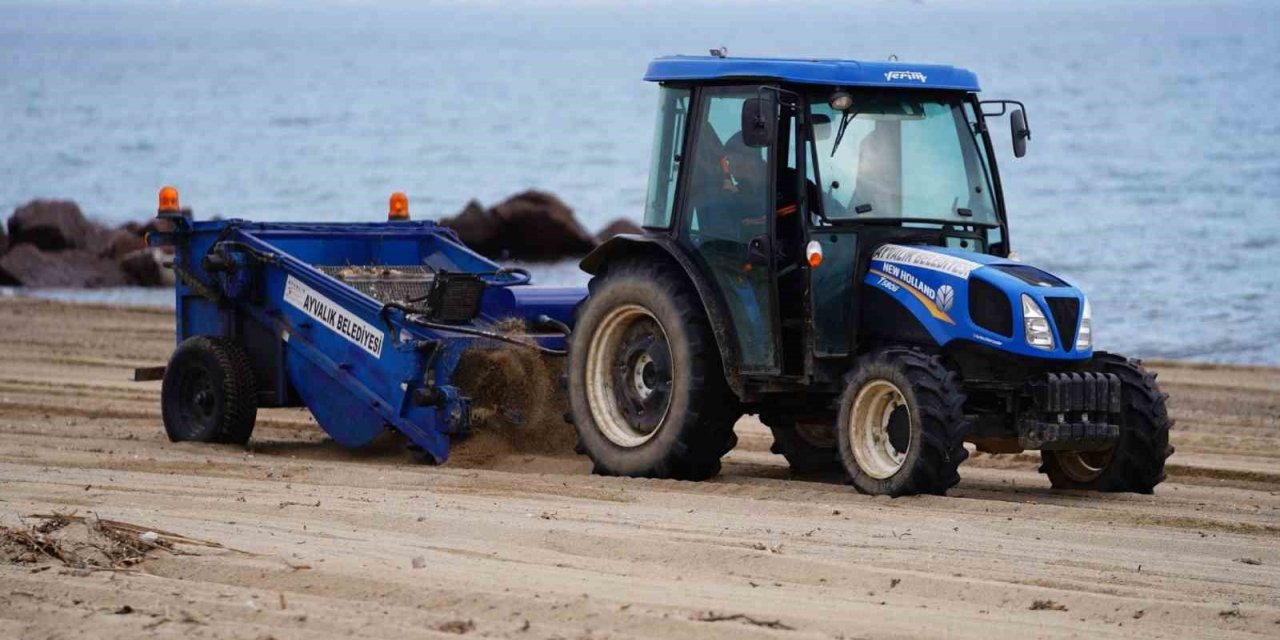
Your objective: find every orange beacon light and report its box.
[389,192,410,220]
[158,185,180,214]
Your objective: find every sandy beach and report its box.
[0,297,1277,639]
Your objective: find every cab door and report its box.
[676,85,782,374]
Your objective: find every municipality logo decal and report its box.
[936,284,955,312]
[884,70,927,83]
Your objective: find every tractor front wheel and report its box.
[1040,353,1172,493]
[836,348,969,496]
[568,261,736,480]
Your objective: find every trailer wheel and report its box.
[762,414,841,474]
[162,336,258,445]
[837,348,969,496]
[1040,353,1172,493]
[568,260,736,480]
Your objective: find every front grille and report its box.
[1045,297,1081,350]
[968,277,1013,337]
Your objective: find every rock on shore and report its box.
[0,200,167,289]
[8,200,104,252]
[440,191,596,261]
[595,218,643,242]
[439,190,643,261]
[0,244,127,288]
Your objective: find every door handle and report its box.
[747,235,770,265]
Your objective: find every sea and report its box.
[2,0,1278,364]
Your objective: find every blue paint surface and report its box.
[645,56,980,91]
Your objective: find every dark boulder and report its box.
[103,228,146,260]
[120,248,172,287]
[0,224,8,257]
[0,244,127,288]
[439,191,598,261]
[8,200,105,252]
[140,217,175,236]
[595,218,644,242]
[491,191,597,259]
[439,200,500,251]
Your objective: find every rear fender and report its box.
[580,234,743,396]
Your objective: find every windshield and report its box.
[809,92,997,225]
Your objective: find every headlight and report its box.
[1076,298,1092,350]
[1021,294,1054,350]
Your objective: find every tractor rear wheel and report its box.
[762,413,841,474]
[568,260,737,480]
[836,348,969,496]
[161,336,258,445]
[1040,353,1172,493]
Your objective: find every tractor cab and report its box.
[603,56,1032,390]
[570,55,1170,497]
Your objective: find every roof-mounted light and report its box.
[158,185,180,214]
[389,192,409,220]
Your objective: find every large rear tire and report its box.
[568,260,736,480]
[836,348,969,496]
[1040,352,1172,493]
[161,336,258,445]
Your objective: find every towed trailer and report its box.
[141,188,584,463]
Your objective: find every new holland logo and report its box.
[884,70,928,83]
[936,284,955,312]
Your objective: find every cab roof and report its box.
[644,55,981,92]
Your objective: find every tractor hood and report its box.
[865,244,1091,360]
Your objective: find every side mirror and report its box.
[1011,109,1030,158]
[741,95,776,148]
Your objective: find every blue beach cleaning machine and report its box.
[141,187,585,463]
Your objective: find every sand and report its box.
[0,297,1276,639]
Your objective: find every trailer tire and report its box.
[568,260,736,480]
[162,336,258,445]
[1040,353,1172,493]
[762,413,841,474]
[837,348,969,496]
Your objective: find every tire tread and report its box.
[838,347,969,496]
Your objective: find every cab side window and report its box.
[683,89,769,242]
[643,87,691,229]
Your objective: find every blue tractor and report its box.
[567,54,1173,496]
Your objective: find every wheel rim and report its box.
[178,366,218,433]
[849,380,912,480]
[1056,448,1116,483]
[585,304,673,447]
